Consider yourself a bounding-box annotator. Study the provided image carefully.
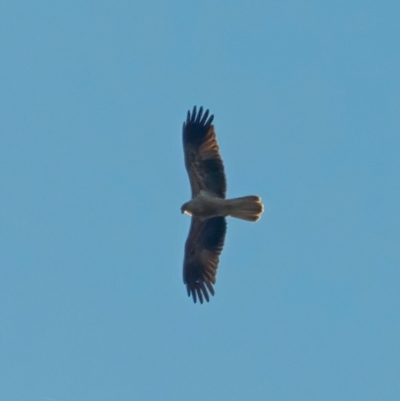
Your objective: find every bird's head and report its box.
[181,202,192,216]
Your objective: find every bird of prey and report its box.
[181,106,264,303]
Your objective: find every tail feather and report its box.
[227,195,264,222]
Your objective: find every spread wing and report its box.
[183,106,227,198]
[183,216,227,303]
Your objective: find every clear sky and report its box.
[1,1,399,400]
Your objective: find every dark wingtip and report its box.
[205,281,215,296]
[191,106,197,122]
[200,109,209,125]
[185,106,214,128]
[195,106,203,123]
[197,287,204,304]
[186,282,214,304]
[201,282,210,302]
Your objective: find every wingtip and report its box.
[195,106,203,123]
[186,106,214,127]
[186,281,214,304]
[197,287,204,304]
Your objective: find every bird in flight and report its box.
[181,106,264,303]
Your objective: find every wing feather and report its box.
[183,106,227,198]
[183,216,227,304]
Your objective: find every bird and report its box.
[181,106,264,303]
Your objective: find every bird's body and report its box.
[182,191,262,221]
[182,190,230,218]
[181,106,264,303]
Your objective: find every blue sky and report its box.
[1,1,399,400]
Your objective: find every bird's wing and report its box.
[183,216,227,303]
[183,106,227,198]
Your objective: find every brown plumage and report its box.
[182,106,264,303]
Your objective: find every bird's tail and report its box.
[226,195,264,222]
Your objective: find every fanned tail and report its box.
[227,196,264,222]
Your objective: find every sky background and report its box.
[1,1,399,400]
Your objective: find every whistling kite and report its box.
[181,106,264,303]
